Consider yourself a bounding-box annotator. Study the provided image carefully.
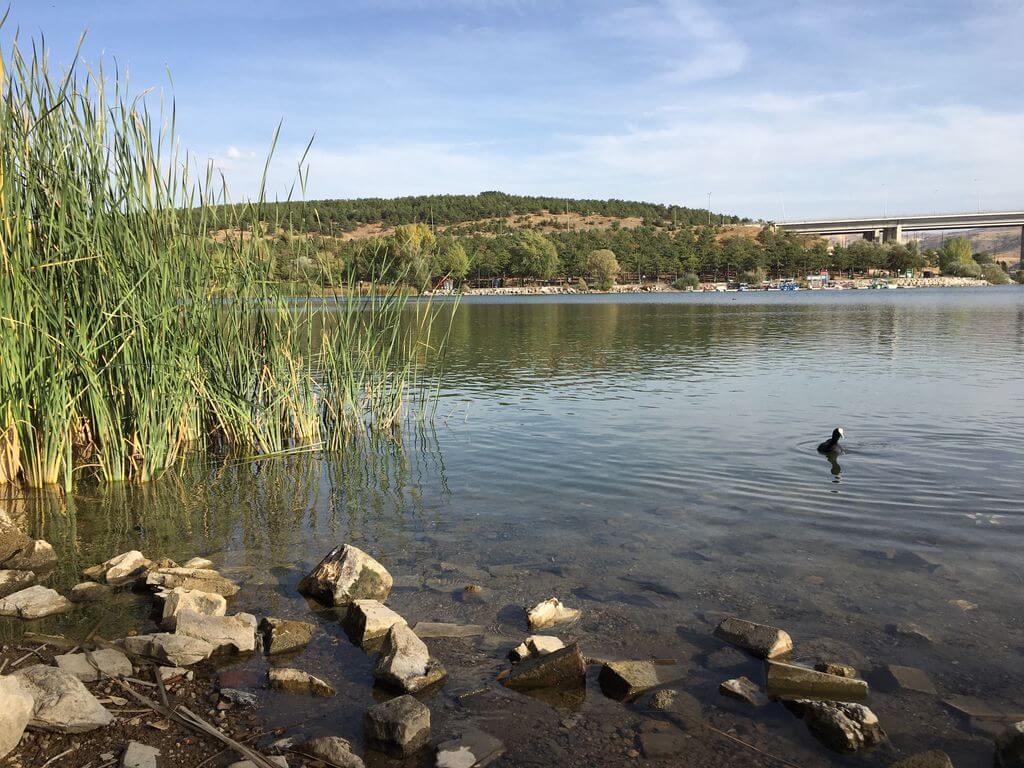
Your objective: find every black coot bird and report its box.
[817,427,845,454]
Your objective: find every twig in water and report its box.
[12,644,47,667]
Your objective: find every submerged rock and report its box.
[884,664,937,695]
[0,585,74,619]
[299,736,364,768]
[175,610,256,654]
[227,759,288,768]
[0,569,34,599]
[526,598,580,630]
[374,623,447,693]
[509,635,564,662]
[268,667,335,697]
[996,722,1024,768]
[886,623,934,644]
[260,617,316,655]
[890,750,954,768]
[788,699,885,752]
[412,622,485,639]
[638,720,689,758]
[122,633,215,667]
[55,648,133,682]
[364,694,431,757]
[345,600,406,645]
[121,741,161,768]
[0,675,34,758]
[435,727,505,768]
[714,617,792,659]
[720,676,768,706]
[146,567,239,597]
[69,581,111,603]
[13,665,113,733]
[598,660,686,701]
[298,544,393,606]
[505,641,586,691]
[3,539,58,572]
[765,660,868,701]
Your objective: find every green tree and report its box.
[434,240,470,281]
[586,248,620,290]
[938,237,982,278]
[508,230,559,279]
[392,223,437,287]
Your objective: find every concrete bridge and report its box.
[775,210,1024,246]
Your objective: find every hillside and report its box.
[915,228,1022,266]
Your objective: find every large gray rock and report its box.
[55,648,133,682]
[766,660,868,701]
[0,585,74,619]
[299,736,364,768]
[298,544,393,605]
[598,660,685,701]
[2,539,57,571]
[122,741,160,768]
[160,588,227,630]
[175,610,256,654]
[145,567,239,596]
[13,665,113,733]
[374,623,447,693]
[260,617,316,655]
[526,598,580,630]
[714,617,792,659]
[890,751,954,768]
[997,722,1024,768]
[505,641,586,691]
[122,633,214,667]
[69,582,111,603]
[94,550,150,586]
[345,600,406,645]
[435,728,505,768]
[364,694,431,757]
[0,675,33,758]
[0,569,34,599]
[789,700,885,752]
[268,668,335,697]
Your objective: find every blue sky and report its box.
[5,0,1024,218]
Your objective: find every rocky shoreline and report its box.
[1,535,1022,767]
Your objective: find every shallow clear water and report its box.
[5,286,1024,767]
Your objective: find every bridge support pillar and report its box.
[1020,225,1024,268]
[882,225,903,244]
[864,229,883,242]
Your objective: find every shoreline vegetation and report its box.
[0,30,449,491]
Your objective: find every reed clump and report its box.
[0,28,449,490]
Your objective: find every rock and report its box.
[886,623,933,643]
[3,539,57,571]
[182,557,214,569]
[268,668,335,697]
[714,617,792,659]
[298,544,393,605]
[0,675,34,758]
[890,750,954,768]
[526,598,580,630]
[0,569,34,598]
[55,648,133,682]
[815,662,858,679]
[121,741,160,768]
[374,623,447,693]
[158,667,188,682]
[789,700,885,752]
[766,660,868,701]
[942,695,1024,722]
[996,722,1024,768]
[175,610,256,654]
[122,633,214,667]
[344,600,406,645]
[69,581,111,603]
[650,689,678,711]
[435,727,505,767]
[227,759,288,768]
[505,641,586,691]
[703,646,749,670]
[219,688,259,708]
[412,622,485,639]
[0,585,74,619]
[100,551,150,586]
[0,516,33,567]
[948,598,977,612]
[364,694,431,757]
[509,635,564,662]
[720,676,768,706]
[260,617,316,655]
[145,567,239,596]
[13,665,113,733]
[598,660,685,701]
[885,665,937,694]
[160,588,227,630]
[299,736,365,768]
[638,721,689,758]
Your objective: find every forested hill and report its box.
[216,191,747,233]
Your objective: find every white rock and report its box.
[509,635,564,662]
[526,598,580,630]
[268,668,335,696]
[182,557,214,569]
[13,665,113,733]
[55,648,133,682]
[0,569,34,599]
[122,740,160,768]
[145,567,239,596]
[374,623,447,693]
[4,540,58,571]
[0,585,74,619]
[175,610,256,654]
[160,588,227,630]
[298,544,393,605]
[102,551,151,586]
[346,599,407,644]
[299,736,364,768]
[0,675,33,758]
[122,633,214,667]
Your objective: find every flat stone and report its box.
[435,727,505,767]
[720,676,768,706]
[122,741,161,768]
[364,694,431,757]
[146,567,239,596]
[299,736,365,768]
[509,635,564,662]
[412,622,485,639]
[158,667,188,682]
[886,623,934,643]
[160,588,227,630]
[526,598,580,630]
[789,700,885,753]
[598,660,685,701]
[506,641,586,691]
[298,544,393,605]
[996,722,1024,768]
[3,539,58,571]
[885,665,937,694]
[227,759,288,768]
[344,600,406,645]
[0,675,34,758]
[714,617,792,659]
[0,569,34,598]
[0,585,74,619]
[69,582,111,603]
[766,660,868,701]
[374,623,447,693]
[260,617,316,655]
[268,667,335,697]
[889,750,954,768]
[122,633,215,667]
[13,665,113,733]
[942,695,1024,722]
[815,662,858,679]
[638,721,688,758]
[55,648,133,682]
[175,610,256,654]
[102,551,151,586]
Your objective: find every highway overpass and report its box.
[776,211,1024,245]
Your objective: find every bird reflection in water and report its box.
[826,452,842,484]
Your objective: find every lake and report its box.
[5,286,1024,767]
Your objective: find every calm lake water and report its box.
[5,287,1024,767]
